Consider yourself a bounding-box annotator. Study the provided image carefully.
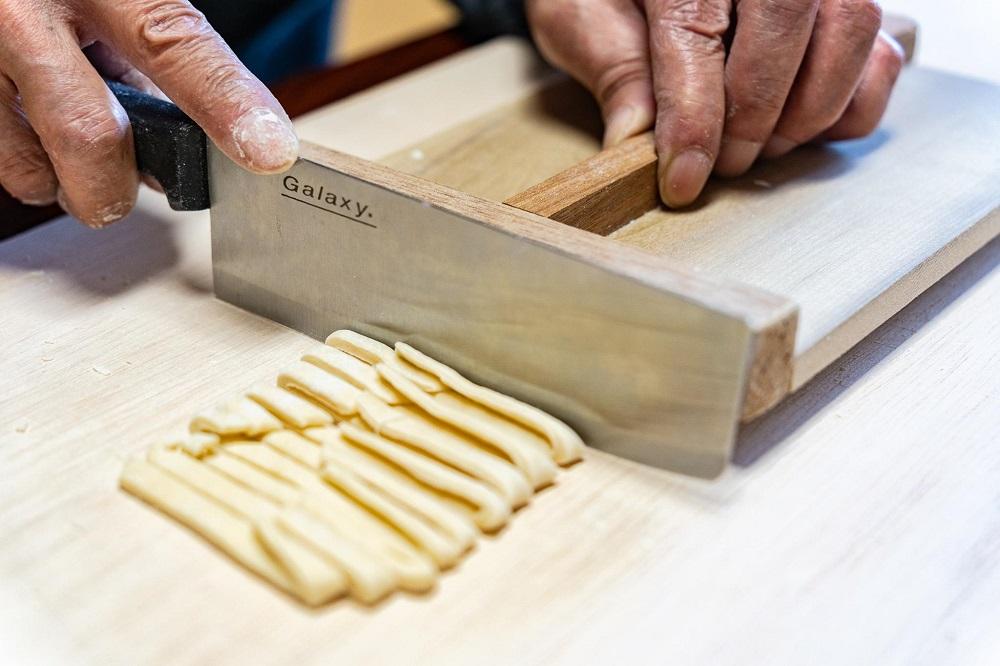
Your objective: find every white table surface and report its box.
[880,0,1000,84]
[2,5,999,665]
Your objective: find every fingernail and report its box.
[93,201,131,227]
[762,135,798,159]
[660,149,713,208]
[714,138,762,177]
[57,188,130,229]
[18,193,58,207]
[879,29,906,60]
[604,105,646,148]
[232,107,299,174]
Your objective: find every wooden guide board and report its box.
[297,32,1000,422]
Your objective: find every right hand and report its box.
[0,0,299,227]
[527,0,904,209]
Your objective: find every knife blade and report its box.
[111,83,755,478]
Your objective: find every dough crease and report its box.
[121,330,584,606]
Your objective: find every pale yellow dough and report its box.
[278,361,362,416]
[355,394,533,508]
[333,421,511,532]
[302,346,405,405]
[395,342,584,465]
[326,330,445,393]
[378,365,558,489]
[121,330,585,606]
[248,385,335,429]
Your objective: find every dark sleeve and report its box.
[449,0,530,41]
[192,0,335,84]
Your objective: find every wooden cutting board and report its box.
[293,32,998,428]
[2,25,1000,665]
[2,194,998,665]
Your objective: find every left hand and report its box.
[525,0,905,208]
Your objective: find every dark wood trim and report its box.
[272,29,470,118]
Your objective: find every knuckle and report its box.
[654,83,722,122]
[195,61,258,117]
[659,23,726,58]
[57,104,130,156]
[653,0,730,39]
[729,77,788,118]
[593,58,651,108]
[133,1,213,61]
[655,0,729,23]
[0,145,54,196]
[758,0,819,22]
[831,0,882,41]
[656,102,721,152]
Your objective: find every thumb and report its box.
[526,0,655,148]
[598,60,657,148]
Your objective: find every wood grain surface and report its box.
[503,16,919,238]
[2,191,998,665]
[293,37,563,162]
[300,36,998,417]
[504,132,658,236]
[380,78,603,204]
[610,68,1000,389]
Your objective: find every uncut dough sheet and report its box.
[120,330,585,606]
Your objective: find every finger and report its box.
[85,41,169,100]
[5,22,138,227]
[84,41,169,194]
[822,32,904,141]
[87,0,297,174]
[0,74,58,205]
[715,0,820,177]
[763,0,883,158]
[526,0,655,147]
[647,0,731,207]
[142,174,166,193]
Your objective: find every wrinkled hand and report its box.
[0,0,298,226]
[526,0,905,208]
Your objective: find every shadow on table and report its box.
[733,235,1000,468]
[0,207,180,297]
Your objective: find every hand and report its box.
[526,0,905,208]
[0,0,298,226]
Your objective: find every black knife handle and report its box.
[108,81,210,211]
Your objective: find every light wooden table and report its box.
[3,25,1000,666]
